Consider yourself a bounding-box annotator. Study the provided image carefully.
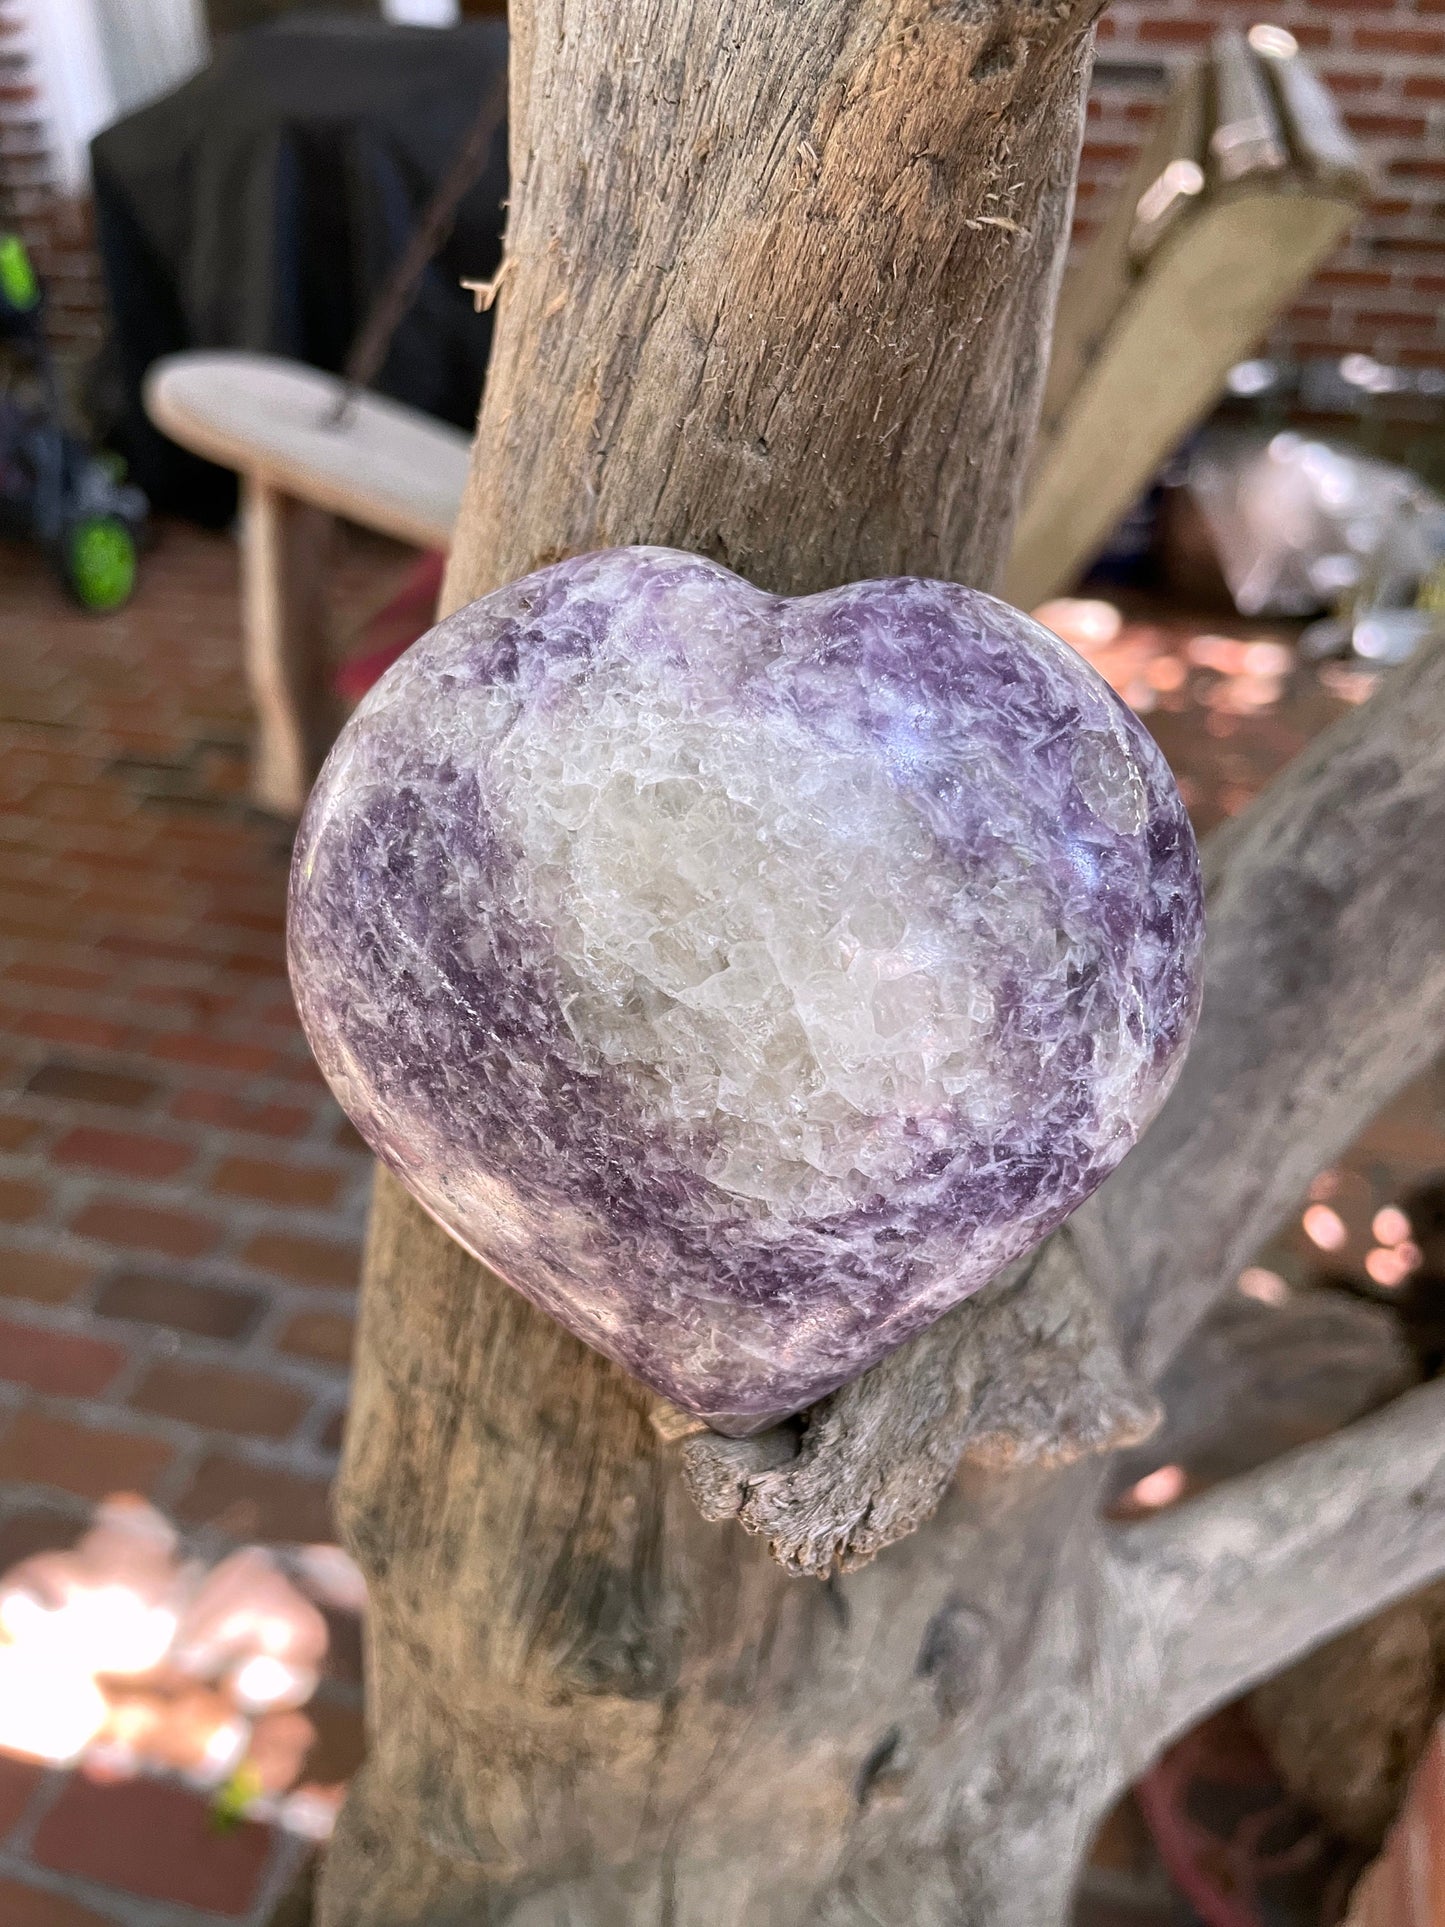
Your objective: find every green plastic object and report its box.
[0,233,40,312]
[62,516,137,612]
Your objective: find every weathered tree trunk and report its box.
[316,5,1445,1923]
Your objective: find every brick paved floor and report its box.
[0,518,410,1925]
[1,522,1441,1925]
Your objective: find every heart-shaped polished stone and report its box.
[288,548,1203,1430]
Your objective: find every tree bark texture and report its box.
[316,6,1445,1923]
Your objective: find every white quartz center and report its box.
[487,658,1011,1219]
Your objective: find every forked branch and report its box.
[1111,1377,1445,1753]
[1094,628,1445,1374]
[1106,1285,1414,1500]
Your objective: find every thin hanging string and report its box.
[325,77,507,430]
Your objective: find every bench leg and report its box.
[239,478,338,816]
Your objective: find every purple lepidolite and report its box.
[288,548,1203,1430]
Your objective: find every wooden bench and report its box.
[144,351,469,814]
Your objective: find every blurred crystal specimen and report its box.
[289,548,1204,1428]
[0,1493,359,1836]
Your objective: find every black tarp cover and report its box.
[91,13,507,520]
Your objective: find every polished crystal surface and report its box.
[289,548,1203,1425]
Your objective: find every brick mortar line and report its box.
[0,799,254,834]
[2,932,296,971]
[0,1837,306,1927]
[1,725,247,757]
[0,739,243,776]
[0,896,289,954]
[0,1022,310,1069]
[0,1127,369,1216]
[0,1102,339,1158]
[1,1096,326,1150]
[0,1160,106,1235]
[0,1404,342,1513]
[64,1204,367,1279]
[0,1372,342,1469]
[0,1218,368,1334]
[97,1324,350,1413]
[0,1486,91,1533]
[0,1485,362,1600]
[0,1204,364,1270]
[249,1831,314,1927]
[1,941,290,989]
[0,1347,347,1475]
[0,1157,368,1253]
[245,1288,361,1361]
[0,941,290,990]
[0,1045,349,1145]
[0,1329,353,1454]
[2,1768,83,1873]
[0,987,305,1040]
[0,1850,152,1927]
[294,1398,349,1457]
[0,875,290,931]
[148,1431,235,1520]
[0,825,284,879]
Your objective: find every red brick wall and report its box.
[1083,1,1445,369]
[1,2,1441,381]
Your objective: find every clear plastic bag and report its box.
[1184,429,1445,632]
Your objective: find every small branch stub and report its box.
[682,1237,1161,1577]
[461,257,512,312]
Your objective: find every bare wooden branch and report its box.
[1091,627,1445,1377]
[1107,1286,1414,1502]
[683,1234,1159,1575]
[354,0,1117,1593]
[684,1260,1412,1587]
[444,0,1102,606]
[319,5,1129,1918]
[1112,1379,1445,1753]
